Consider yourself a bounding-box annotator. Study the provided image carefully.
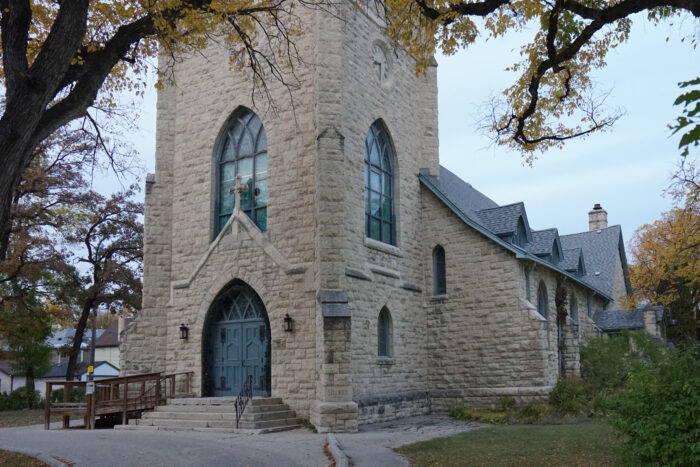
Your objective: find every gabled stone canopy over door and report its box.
[203,280,271,397]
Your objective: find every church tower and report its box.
[121,2,439,432]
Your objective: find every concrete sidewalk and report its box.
[0,423,327,467]
[333,415,487,466]
[0,415,485,466]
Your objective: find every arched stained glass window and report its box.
[377,308,392,357]
[570,294,578,322]
[537,282,548,319]
[365,122,395,245]
[216,108,268,235]
[433,245,446,295]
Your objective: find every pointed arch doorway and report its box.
[202,280,271,397]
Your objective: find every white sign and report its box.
[86,382,95,395]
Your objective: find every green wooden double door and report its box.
[206,281,270,398]
[212,320,269,397]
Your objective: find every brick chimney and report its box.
[588,203,608,230]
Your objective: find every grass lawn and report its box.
[0,449,48,466]
[397,422,620,466]
[0,409,77,428]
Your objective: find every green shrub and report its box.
[449,406,508,424]
[610,346,700,466]
[50,386,85,403]
[0,387,42,410]
[498,395,516,411]
[515,402,550,424]
[549,378,591,415]
[580,330,665,395]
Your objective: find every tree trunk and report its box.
[25,369,35,393]
[65,299,94,381]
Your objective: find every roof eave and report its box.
[419,174,613,301]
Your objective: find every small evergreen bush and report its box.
[498,395,516,411]
[580,330,664,395]
[449,406,508,424]
[549,378,591,415]
[515,402,550,424]
[50,386,85,403]
[0,387,42,410]
[609,346,700,466]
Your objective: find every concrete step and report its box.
[238,410,297,422]
[143,411,237,421]
[115,424,235,433]
[248,397,283,406]
[244,403,291,413]
[238,417,301,430]
[130,397,299,434]
[154,404,237,413]
[166,397,237,405]
[136,418,236,429]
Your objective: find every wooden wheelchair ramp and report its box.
[44,371,194,430]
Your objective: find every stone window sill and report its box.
[364,237,403,257]
[430,294,449,302]
[376,357,395,366]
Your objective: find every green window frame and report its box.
[570,294,578,322]
[364,122,395,245]
[377,308,392,358]
[215,108,268,235]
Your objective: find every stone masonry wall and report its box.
[421,190,553,410]
[120,55,176,376]
[313,5,437,424]
[122,6,321,420]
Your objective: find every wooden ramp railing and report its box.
[44,371,194,430]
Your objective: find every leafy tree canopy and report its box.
[382,0,700,160]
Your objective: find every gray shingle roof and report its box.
[561,225,630,297]
[94,318,133,348]
[476,202,525,237]
[419,167,612,300]
[593,309,645,331]
[528,228,559,257]
[561,248,584,273]
[47,328,105,349]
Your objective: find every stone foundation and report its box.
[430,386,554,411]
[310,400,358,433]
[356,391,430,424]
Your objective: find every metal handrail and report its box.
[234,374,253,428]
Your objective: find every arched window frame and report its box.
[214,108,268,237]
[364,122,396,245]
[537,282,548,319]
[432,245,446,295]
[377,308,392,358]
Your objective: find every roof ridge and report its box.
[476,201,524,212]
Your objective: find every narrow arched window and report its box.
[377,308,392,357]
[365,122,395,245]
[432,245,446,295]
[537,282,548,319]
[215,108,268,235]
[570,294,578,322]
[587,295,592,318]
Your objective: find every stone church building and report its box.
[120,3,631,432]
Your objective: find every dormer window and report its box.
[514,216,528,247]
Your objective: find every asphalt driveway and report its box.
[0,415,485,466]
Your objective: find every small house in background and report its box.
[46,328,105,365]
[593,305,666,340]
[94,317,133,369]
[36,361,120,399]
[0,360,25,394]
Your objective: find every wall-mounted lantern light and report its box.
[179,323,189,340]
[284,314,293,333]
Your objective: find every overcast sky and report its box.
[120,13,699,252]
